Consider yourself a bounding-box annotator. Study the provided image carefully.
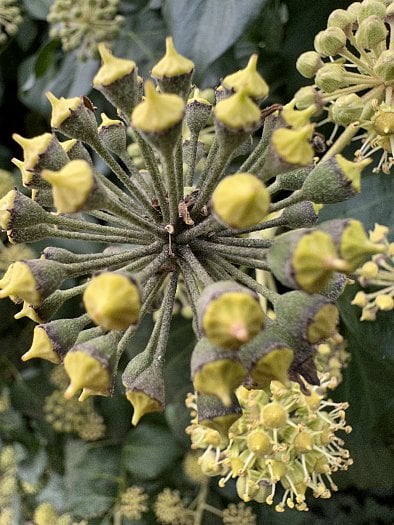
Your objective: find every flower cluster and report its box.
[351,223,394,319]
[120,485,149,520]
[186,376,352,513]
[295,0,394,173]
[33,502,87,525]
[0,33,388,509]
[0,0,23,45]
[153,488,194,525]
[47,0,124,59]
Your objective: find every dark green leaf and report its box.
[163,0,268,78]
[124,422,182,479]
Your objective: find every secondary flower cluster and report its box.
[0,0,23,45]
[47,0,124,59]
[351,223,394,319]
[186,376,352,512]
[295,0,394,173]
[0,35,387,509]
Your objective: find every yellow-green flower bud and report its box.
[0,259,67,306]
[61,139,93,164]
[211,173,270,229]
[261,402,288,429]
[63,331,120,399]
[302,155,371,203]
[151,36,194,98]
[196,392,242,438]
[372,105,394,136]
[197,281,265,349]
[239,326,294,388]
[274,291,339,345]
[123,361,165,425]
[315,63,348,92]
[281,101,317,128]
[347,2,362,20]
[83,272,141,330]
[373,50,394,82]
[271,125,314,166]
[296,51,323,78]
[131,80,185,151]
[375,294,394,311]
[267,228,350,294]
[12,132,69,181]
[355,15,388,49]
[191,338,247,406]
[314,27,347,56]
[357,0,386,22]
[352,290,368,308]
[247,429,272,456]
[319,219,385,271]
[0,189,48,230]
[293,430,314,453]
[281,201,320,228]
[46,92,98,143]
[222,54,269,99]
[185,89,212,134]
[41,159,98,214]
[93,43,138,115]
[98,112,127,155]
[327,9,352,30]
[331,94,364,126]
[21,316,90,364]
[293,86,322,110]
[214,88,261,131]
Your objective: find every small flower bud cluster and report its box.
[222,502,257,525]
[120,486,149,520]
[47,0,124,59]
[0,446,17,524]
[186,374,352,512]
[33,502,87,525]
[351,223,394,320]
[153,488,194,525]
[0,0,23,45]
[294,0,394,173]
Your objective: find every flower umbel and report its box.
[0,0,23,45]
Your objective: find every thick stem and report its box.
[161,148,179,225]
[191,238,269,261]
[175,136,184,204]
[240,112,278,173]
[186,131,200,186]
[177,245,214,286]
[153,271,179,361]
[177,216,224,244]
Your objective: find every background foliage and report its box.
[0,1,393,523]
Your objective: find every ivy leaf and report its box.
[124,422,183,479]
[22,0,52,20]
[163,0,268,79]
[63,439,120,518]
[332,288,394,490]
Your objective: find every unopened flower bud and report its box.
[315,64,348,93]
[357,0,386,22]
[191,337,246,406]
[296,51,324,78]
[61,139,92,164]
[151,36,194,98]
[131,80,185,151]
[327,9,352,30]
[83,272,141,330]
[31,188,54,207]
[93,43,138,115]
[239,326,294,388]
[281,101,317,128]
[355,15,388,49]
[280,200,321,228]
[197,281,265,349]
[274,291,339,344]
[372,105,394,137]
[222,54,269,99]
[359,261,379,278]
[98,113,127,155]
[267,228,349,293]
[314,27,347,56]
[318,218,385,270]
[374,50,394,82]
[21,315,90,364]
[352,291,368,308]
[63,331,120,399]
[123,360,165,425]
[270,125,314,167]
[261,402,288,429]
[302,154,371,203]
[185,90,212,134]
[293,86,322,110]
[46,92,98,143]
[41,159,105,213]
[211,173,270,228]
[0,189,47,230]
[331,94,364,126]
[196,392,242,438]
[347,2,362,20]
[375,294,394,311]
[0,259,68,306]
[247,429,272,455]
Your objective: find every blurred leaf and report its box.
[18,447,47,485]
[63,439,120,518]
[15,18,39,51]
[36,472,66,510]
[22,0,51,20]
[163,0,268,78]
[124,422,182,479]
[332,288,394,490]
[34,40,58,78]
